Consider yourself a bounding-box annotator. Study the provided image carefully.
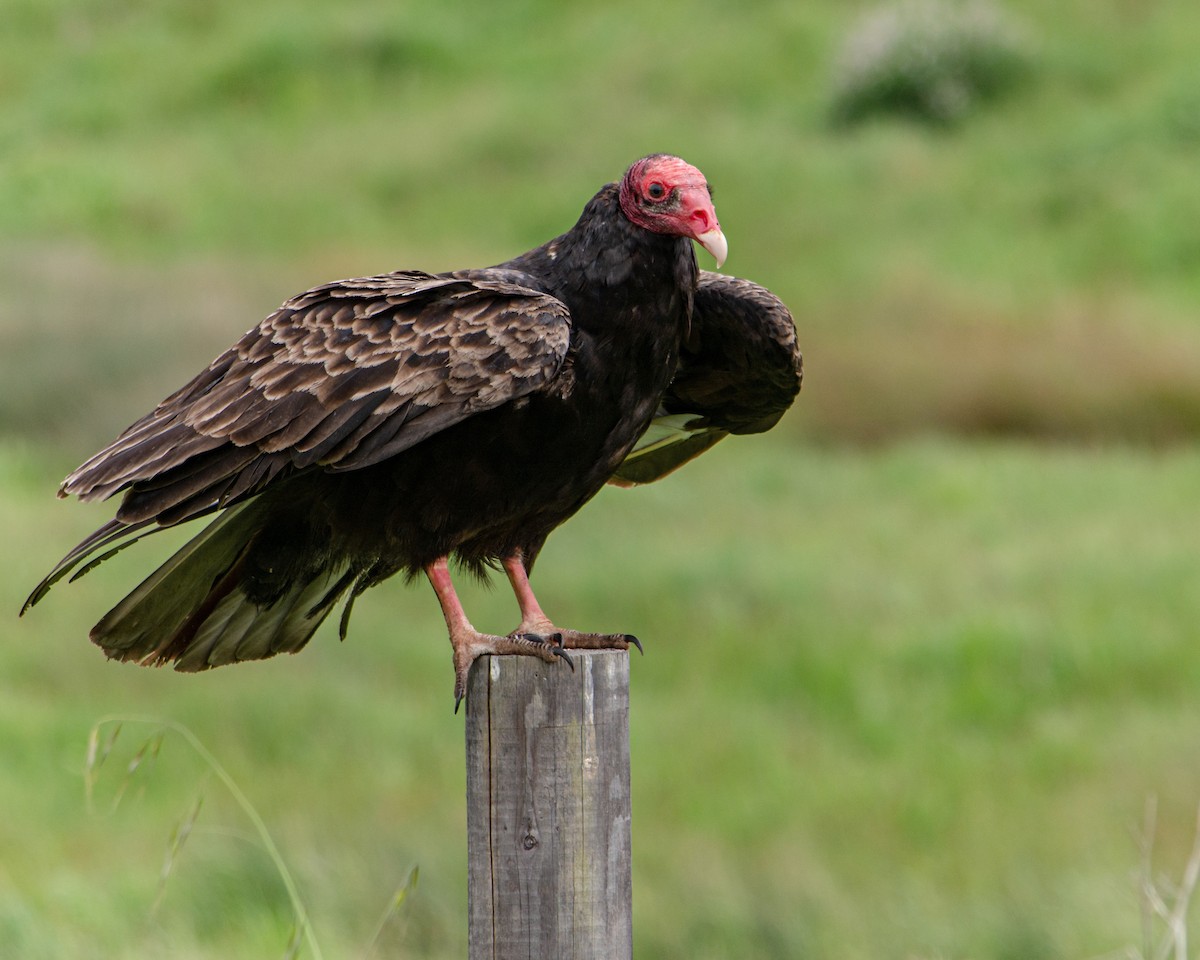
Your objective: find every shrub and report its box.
[829,0,1032,125]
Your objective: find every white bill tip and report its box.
[695,228,728,269]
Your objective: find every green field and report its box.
[4,0,1200,957]
[7,440,1200,959]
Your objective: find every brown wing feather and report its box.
[61,270,572,525]
[609,272,801,486]
[669,272,802,433]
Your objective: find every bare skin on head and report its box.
[619,154,728,267]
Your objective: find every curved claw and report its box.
[625,634,643,655]
[553,644,575,672]
[454,666,470,713]
[513,631,575,672]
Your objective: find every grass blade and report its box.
[86,714,326,960]
[154,794,204,912]
[362,864,419,959]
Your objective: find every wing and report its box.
[33,271,570,598]
[610,272,802,486]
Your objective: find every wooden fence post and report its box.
[465,649,632,960]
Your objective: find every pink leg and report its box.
[425,556,570,711]
[503,554,554,634]
[501,553,642,654]
[427,556,473,635]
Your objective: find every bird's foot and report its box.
[509,619,643,655]
[559,629,643,654]
[451,628,572,713]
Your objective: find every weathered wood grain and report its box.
[465,649,632,960]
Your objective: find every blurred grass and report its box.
[5,0,1200,957]
[8,438,1200,958]
[3,0,1200,445]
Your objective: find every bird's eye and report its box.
[646,182,667,201]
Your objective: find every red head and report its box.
[618,154,727,268]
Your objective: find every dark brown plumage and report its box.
[22,155,802,706]
[609,272,801,486]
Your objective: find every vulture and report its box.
[22,154,802,708]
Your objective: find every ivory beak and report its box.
[695,228,728,269]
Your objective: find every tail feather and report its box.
[180,591,253,668]
[188,568,343,670]
[224,598,292,664]
[21,518,156,615]
[178,593,261,670]
[91,502,262,658]
[89,501,355,671]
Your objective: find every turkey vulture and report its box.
[22,155,802,707]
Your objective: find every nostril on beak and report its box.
[689,210,714,235]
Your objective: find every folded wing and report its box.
[610,272,802,486]
[28,270,571,607]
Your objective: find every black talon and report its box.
[626,634,643,655]
[554,645,575,672]
[454,692,465,715]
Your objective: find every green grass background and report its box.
[4,0,1200,957]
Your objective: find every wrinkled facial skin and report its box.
[618,155,727,267]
